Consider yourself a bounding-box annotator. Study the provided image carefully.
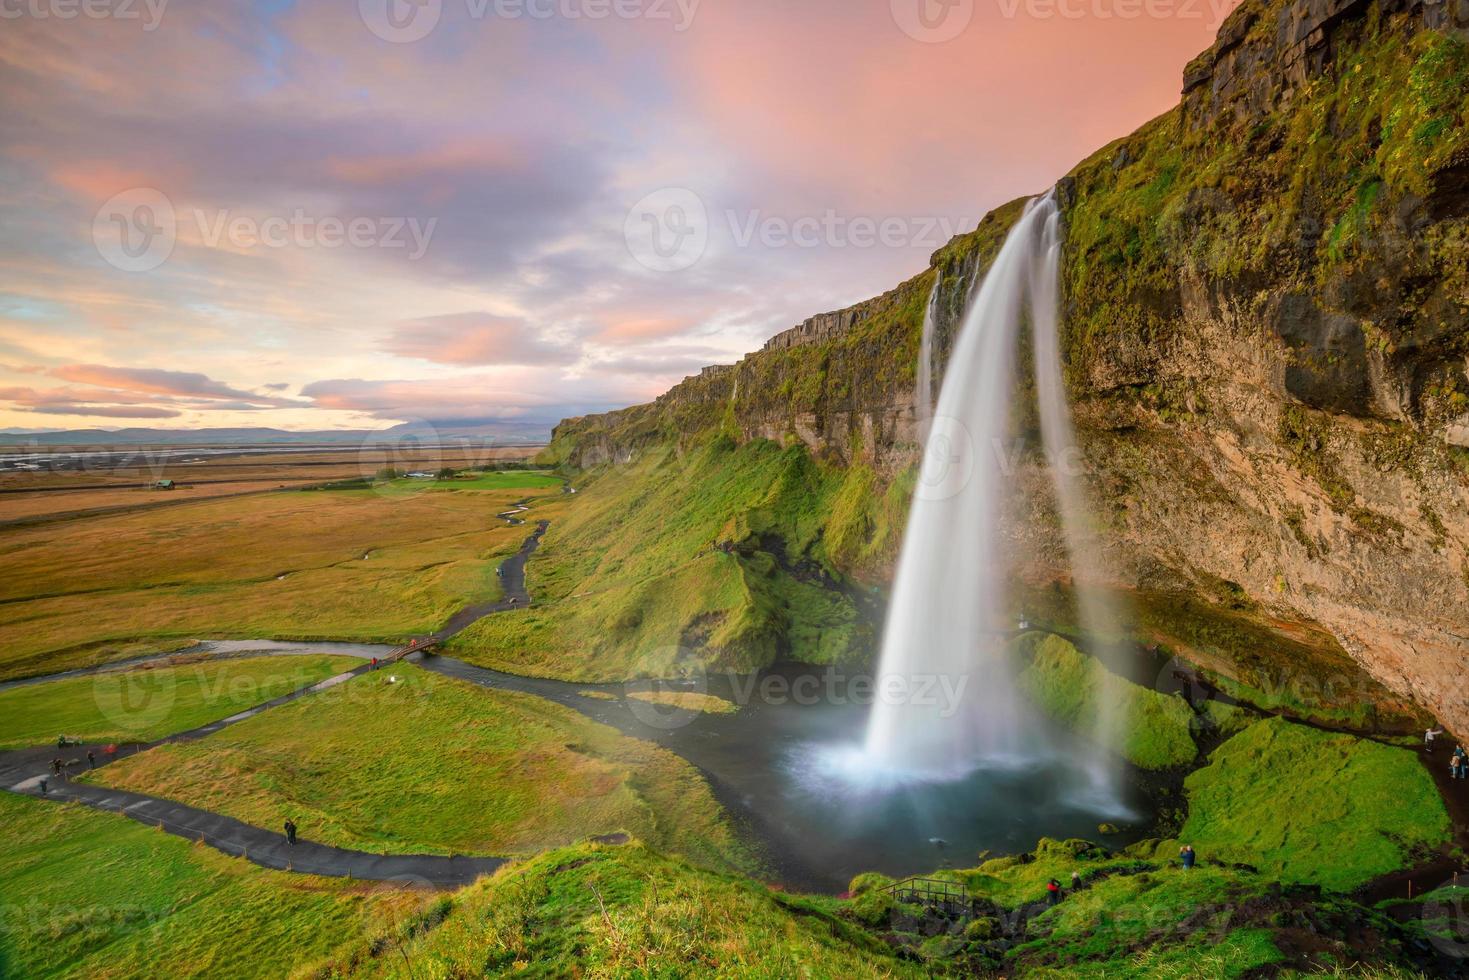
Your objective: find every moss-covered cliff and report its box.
[546,0,1469,730]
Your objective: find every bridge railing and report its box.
[887,876,970,915]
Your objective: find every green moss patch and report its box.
[1016,633,1198,770]
[1181,717,1451,891]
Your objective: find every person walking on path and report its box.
[1427,728,1444,753]
[1071,871,1082,891]
[284,819,298,845]
[86,750,95,769]
[51,758,63,777]
[1180,844,1196,870]
[104,744,117,762]
[1046,879,1061,907]
[38,774,48,795]
[1455,755,1464,781]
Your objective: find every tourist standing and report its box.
[1046,879,1061,906]
[1427,728,1443,753]
[284,819,298,845]
[1180,844,1196,870]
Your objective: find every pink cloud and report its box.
[384,313,576,367]
[48,365,294,405]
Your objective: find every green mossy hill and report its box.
[305,839,924,979]
[1014,632,1201,770]
[449,437,906,680]
[1180,717,1452,891]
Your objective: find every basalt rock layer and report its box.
[550,0,1469,731]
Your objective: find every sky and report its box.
[0,0,1235,434]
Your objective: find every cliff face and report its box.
[551,0,1469,730]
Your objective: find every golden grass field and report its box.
[0,445,541,523]
[0,477,564,681]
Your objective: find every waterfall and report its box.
[914,273,940,442]
[1028,206,1127,800]
[864,192,1122,785]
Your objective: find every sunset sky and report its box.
[0,0,1234,434]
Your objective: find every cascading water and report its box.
[914,273,941,442]
[863,192,1124,789]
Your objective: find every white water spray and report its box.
[915,273,941,442]
[864,192,1123,789]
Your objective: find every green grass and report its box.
[1015,633,1199,770]
[0,486,549,681]
[0,792,412,979]
[1180,717,1451,890]
[302,838,923,979]
[447,437,883,681]
[0,654,358,750]
[90,664,750,873]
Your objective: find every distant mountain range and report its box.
[0,421,551,447]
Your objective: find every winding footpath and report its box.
[0,519,552,886]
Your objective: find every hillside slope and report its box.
[546,0,1469,729]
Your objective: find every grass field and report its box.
[0,484,558,680]
[90,664,750,872]
[0,654,359,750]
[446,437,887,681]
[1180,717,1451,891]
[0,792,422,979]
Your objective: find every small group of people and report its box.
[1430,729,1469,778]
[1044,871,1085,906]
[36,742,121,795]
